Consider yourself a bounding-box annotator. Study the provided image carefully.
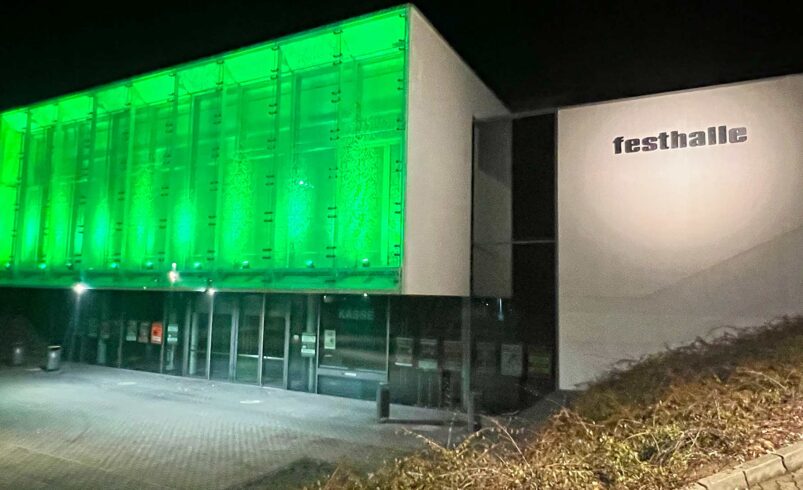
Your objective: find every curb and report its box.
[683,440,803,489]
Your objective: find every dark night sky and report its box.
[1,0,801,113]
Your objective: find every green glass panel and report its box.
[0,111,25,263]
[0,6,408,292]
[178,61,219,95]
[29,103,57,129]
[223,45,277,84]
[341,12,406,60]
[131,72,174,105]
[58,95,93,123]
[95,84,129,113]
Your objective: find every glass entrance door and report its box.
[178,292,301,388]
[235,295,262,384]
[188,294,211,378]
[210,294,236,381]
[262,297,290,388]
[162,293,188,375]
[285,295,316,393]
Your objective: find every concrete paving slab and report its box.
[0,363,463,489]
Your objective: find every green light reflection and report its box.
[0,7,407,292]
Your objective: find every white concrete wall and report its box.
[403,7,509,296]
[557,74,803,389]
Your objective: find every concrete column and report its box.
[165,303,177,372]
[117,316,124,368]
[461,296,472,412]
[182,297,192,376]
[189,312,199,376]
[306,295,319,392]
[97,293,109,365]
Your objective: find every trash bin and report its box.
[376,382,390,421]
[46,345,62,371]
[11,343,24,366]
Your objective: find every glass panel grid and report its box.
[0,7,408,292]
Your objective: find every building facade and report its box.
[556,74,803,389]
[3,4,798,410]
[0,6,553,412]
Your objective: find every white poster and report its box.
[500,343,523,377]
[417,338,438,370]
[137,322,150,344]
[558,75,803,389]
[125,321,137,342]
[166,324,179,345]
[394,337,414,367]
[301,333,316,357]
[475,341,496,375]
[324,330,336,350]
[443,340,462,372]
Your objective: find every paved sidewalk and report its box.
[0,364,464,489]
[752,468,803,489]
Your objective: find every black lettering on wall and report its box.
[625,138,640,153]
[658,132,670,150]
[612,125,748,154]
[707,127,717,145]
[671,131,687,148]
[688,131,706,147]
[718,125,727,144]
[729,127,747,143]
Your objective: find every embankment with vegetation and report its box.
[319,315,803,489]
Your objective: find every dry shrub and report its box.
[315,316,803,489]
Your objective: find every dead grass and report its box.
[315,315,803,489]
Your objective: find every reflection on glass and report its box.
[285,296,311,393]
[0,8,407,293]
[210,313,233,381]
[118,292,164,373]
[162,295,186,375]
[189,296,210,378]
[319,296,386,372]
[262,316,286,387]
[235,295,262,384]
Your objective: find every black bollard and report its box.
[466,390,482,432]
[376,382,390,421]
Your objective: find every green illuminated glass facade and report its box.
[0,7,407,292]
